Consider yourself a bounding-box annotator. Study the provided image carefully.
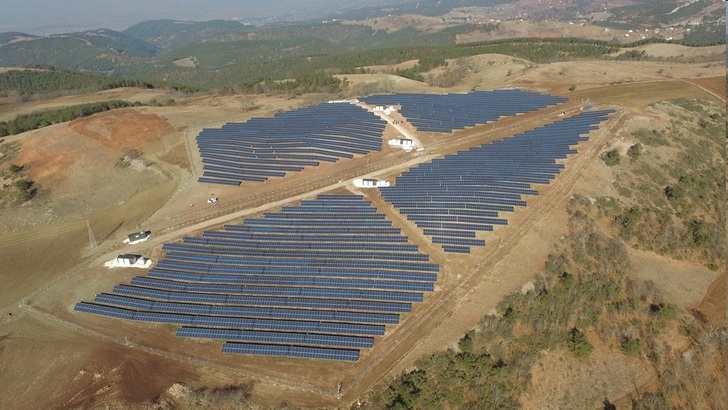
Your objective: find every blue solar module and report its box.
[162,243,429,262]
[113,285,413,313]
[146,269,434,293]
[196,103,387,186]
[181,237,419,252]
[380,109,615,252]
[222,342,359,361]
[198,177,241,186]
[361,89,567,133]
[130,276,426,302]
[75,302,385,336]
[95,293,400,325]
[177,327,374,349]
[441,245,471,254]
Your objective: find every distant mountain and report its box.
[605,0,721,26]
[0,32,42,46]
[123,20,256,49]
[0,29,159,75]
[0,0,722,86]
[0,0,415,35]
[323,0,518,20]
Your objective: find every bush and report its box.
[620,335,640,356]
[627,143,643,158]
[602,148,620,166]
[567,327,594,358]
[14,178,36,201]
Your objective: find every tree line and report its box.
[0,100,138,137]
[0,67,155,97]
[0,67,203,101]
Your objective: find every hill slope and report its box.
[123,19,255,49]
[0,29,159,75]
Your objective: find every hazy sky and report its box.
[0,0,393,34]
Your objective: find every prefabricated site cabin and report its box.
[124,231,151,245]
[116,254,142,266]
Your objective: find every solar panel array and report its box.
[361,89,567,133]
[379,109,616,253]
[196,102,387,186]
[75,194,438,361]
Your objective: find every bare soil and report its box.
[629,249,723,310]
[522,339,654,410]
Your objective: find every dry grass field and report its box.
[0,43,724,408]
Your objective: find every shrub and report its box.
[620,335,640,356]
[602,148,620,166]
[567,327,594,358]
[627,143,643,158]
[14,178,36,201]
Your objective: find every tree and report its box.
[567,327,593,358]
[602,148,620,166]
[627,143,643,158]
[14,178,36,201]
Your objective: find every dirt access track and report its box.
[0,63,724,408]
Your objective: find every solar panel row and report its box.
[177,327,374,349]
[222,342,359,361]
[197,103,387,186]
[361,89,567,133]
[380,109,616,252]
[74,302,385,336]
[113,284,413,313]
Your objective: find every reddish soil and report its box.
[69,108,176,150]
[684,76,727,100]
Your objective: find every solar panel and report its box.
[222,342,359,361]
[177,327,374,349]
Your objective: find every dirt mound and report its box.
[69,108,175,150]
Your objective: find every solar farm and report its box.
[194,89,566,186]
[73,89,616,370]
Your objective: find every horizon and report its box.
[0,0,399,35]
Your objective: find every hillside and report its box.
[123,19,255,49]
[325,0,518,20]
[0,29,158,75]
